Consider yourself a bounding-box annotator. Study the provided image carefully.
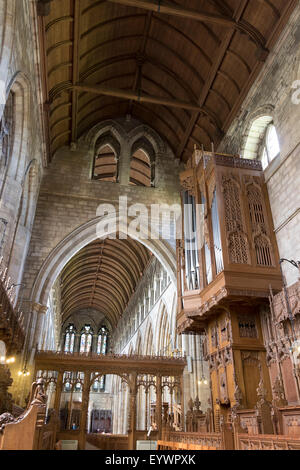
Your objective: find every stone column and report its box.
[119,141,131,185]
[28,303,48,362]
[145,388,149,431]
[156,375,162,439]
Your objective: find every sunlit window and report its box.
[266,125,280,161]
[261,124,280,169]
[80,325,93,353]
[64,324,76,353]
[97,326,109,355]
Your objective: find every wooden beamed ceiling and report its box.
[39,0,297,161]
[60,238,152,327]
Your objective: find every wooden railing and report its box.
[158,440,216,450]
[87,433,129,450]
[0,262,25,353]
[36,350,185,363]
[237,433,300,450]
[165,429,300,451]
[168,431,222,450]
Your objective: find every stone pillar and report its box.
[79,372,91,450]
[128,373,137,450]
[156,375,162,439]
[29,303,48,361]
[145,388,149,431]
[119,142,131,185]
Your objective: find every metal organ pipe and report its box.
[183,190,200,291]
[211,190,224,275]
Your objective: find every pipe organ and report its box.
[177,148,283,428]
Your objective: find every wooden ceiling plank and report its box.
[176,0,250,159]
[71,0,81,143]
[128,11,153,115]
[106,0,266,48]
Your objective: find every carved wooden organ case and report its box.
[176,148,283,421]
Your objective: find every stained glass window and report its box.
[97,326,109,355]
[92,375,105,392]
[80,325,93,353]
[64,325,76,353]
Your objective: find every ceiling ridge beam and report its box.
[74,83,207,112]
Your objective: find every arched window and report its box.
[92,375,105,392]
[261,124,280,169]
[0,91,14,166]
[93,144,118,182]
[80,325,93,353]
[244,116,280,170]
[64,324,76,353]
[97,326,109,355]
[130,148,151,187]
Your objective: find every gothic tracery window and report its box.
[130,148,151,187]
[97,326,109,355]
[80,325,93,353]
[0,91,14,166]
[244,116,280,170]
[93,144,118,182]
[64,324,76,353]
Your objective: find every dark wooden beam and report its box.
[127,11,153,115]
[176,0,250,159]
[71,0,81,143]
[106,0,267,48]
[74,83,207,112]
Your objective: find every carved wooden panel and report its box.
[222,174,249,265]
[238,315,257,338]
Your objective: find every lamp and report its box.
[18,362,30,377]
[5,356,16,364]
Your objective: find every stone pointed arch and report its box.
[80,119,128,149]
[128,124,166,155]
[5,71,32,181]
[30,212,177,307]
[241,105,275,160]
[0,0,16,85]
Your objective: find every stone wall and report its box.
[0,0,45,288]
[218,4,300,286]
[21,118,181,308]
